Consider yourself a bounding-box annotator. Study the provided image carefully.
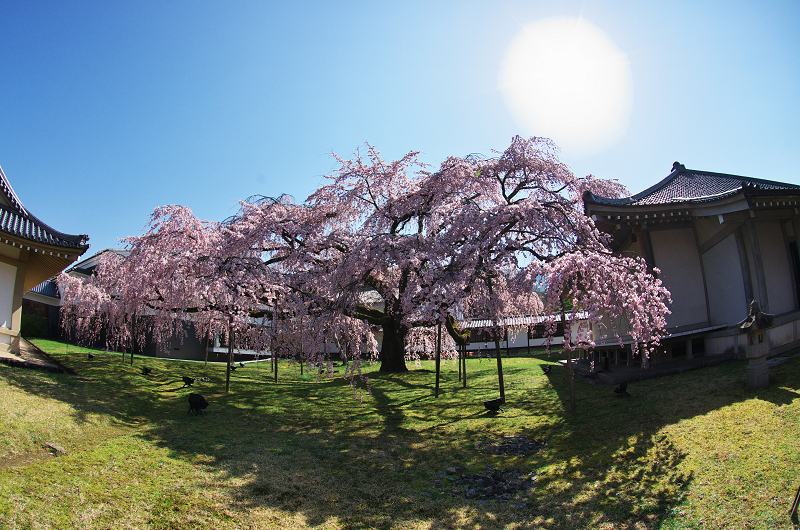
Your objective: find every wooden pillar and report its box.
[458,342,462,382]
[693,220,713,323]
[8,249,28,355]
[745,219,770,312]
[780,220,799,310]
[635,226,657,272]
[495,337,505,402]
[735,227,755,304]
[434,322,441,398]
[527,326,530,356]
[462,344,467,388]
[226,317,233,393]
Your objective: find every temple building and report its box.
[584,162,800,364]
[0,166,88,354]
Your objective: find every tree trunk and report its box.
[379,320,408,373]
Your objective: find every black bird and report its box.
[541,365,551,374]
[141,366,152,375]
[614,381,630,397]
[87,353,95,360]
[483,397,505,413]
[182,376,195,387]
[187,393,208,415]
[229,364,237,371]
[238,361,245,368]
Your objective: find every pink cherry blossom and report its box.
[60,136,671,381]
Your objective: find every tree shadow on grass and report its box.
[534,355,800,528]
[4,344,799,529]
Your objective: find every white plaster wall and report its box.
[590,316,631,345]
[694,217,725,247]
[462,323,585,351]
[651,228,708,327]
[768,320,795,349]
[706,334,739,356]
[756,220,795,315]
[701,233,748,327]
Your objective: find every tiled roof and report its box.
[66,248,130,274]
[29,278,60,299]
[0,165,88,249]
[585,162,800,207]
[459,311,588,329]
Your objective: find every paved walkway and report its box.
[565,354,735,385]
[0,338,70,373]
[563,351,797,385]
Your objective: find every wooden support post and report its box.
[462,344,467,388]
[130,314,137,366]
[567,347,575,415]
[527,326,530,356]
[458,342,462,382]
[226,317,233,393]
[789,482,800,523]
[495,336,505,402]
[746,219,770,312]
[435,322,441,398]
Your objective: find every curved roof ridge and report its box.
[0,165,89,249]
[0,165,27,215]
[583,169,677,206]
[585,162,800,208]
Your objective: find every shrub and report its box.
[21,314,49,338]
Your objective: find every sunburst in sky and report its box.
[500,17,633,158]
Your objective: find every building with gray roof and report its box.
[0,165,89,354]
[584,162,800,366]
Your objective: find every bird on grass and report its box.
[483,398,506,413]
[87,353,95,360]
[141,366,152,375]
[614,381,630,397]
[187,393,208,415]
[182,376,195,387]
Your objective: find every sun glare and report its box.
[499,17,633,158]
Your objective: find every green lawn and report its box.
[1,340,799,529]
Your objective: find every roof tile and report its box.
[0,166,88,249]
[585,163,800,207]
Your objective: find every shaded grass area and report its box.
[0,340,798,529]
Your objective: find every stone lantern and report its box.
[738,300,774,389]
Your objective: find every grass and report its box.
[0,340,799,529]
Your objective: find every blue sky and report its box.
[2,1,799,253]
